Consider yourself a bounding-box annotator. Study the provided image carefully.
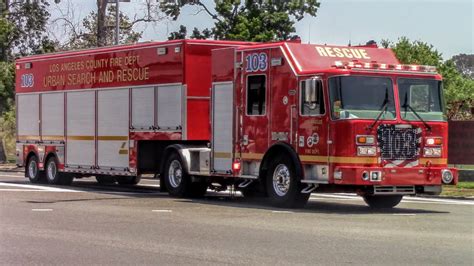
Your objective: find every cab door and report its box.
[296,77,330,183]
[239,50,270,167]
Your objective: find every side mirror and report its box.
[304,77,321,109]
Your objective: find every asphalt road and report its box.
[0,171,473,265]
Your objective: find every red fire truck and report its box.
[15,39,457,208]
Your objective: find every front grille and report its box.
[377,124,420,160]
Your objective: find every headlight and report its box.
[424,147,442,157]
[441,169,453,184]
[357,146,377,156]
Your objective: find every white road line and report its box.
[405,196,474,205]
[310,197,355,201]
[32,209,53,212]
[271,210,293,214]
[0,174,25,178]
[310,194,360,200]
[0,189,42,192]
[151,209,172,213]
[0,182,80,192]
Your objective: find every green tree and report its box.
[451,54,473,78]
[162,0,320,41]
[65,5,142,49]
[383,37,474,120]
[0,0,54,60]
[168,25,187,40]
[0,61,15,162]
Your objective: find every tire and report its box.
[265,155,310,208]
[163,152,207,198]
[26,155,44,183]
[45,157,72,185]
[188,182,208,198]
[117,175,141,185]
[363,195,403,209]
[96,175,116,185]
[240,181,266,198]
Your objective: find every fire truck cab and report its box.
[15,39,457,209]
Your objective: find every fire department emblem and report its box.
[307,133,319,148]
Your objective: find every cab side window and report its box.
[301,79,325,116]
[247,75,266,115]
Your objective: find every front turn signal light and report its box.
[356,135,375,145]
[425,137,442,146]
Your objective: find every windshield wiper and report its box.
[403,91,432,131]
[367,88,389,131]
[403,103,432,132]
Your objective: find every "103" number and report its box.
[245,53,267,72]
[21,74,34,88]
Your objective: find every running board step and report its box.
[238,179,254,188]
[374,186,415,195]
[301,184,318,194]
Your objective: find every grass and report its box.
[441,182,474,197]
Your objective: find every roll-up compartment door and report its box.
[41,92,64,141]
[157,84,182,130]
[66,91,95,167]
[131,86,154,130]
[98,89,129,169]
[211,82,234,173]
[17,94,40,140]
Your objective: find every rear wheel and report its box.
[265,155,309,208]
[164,152,207,198]
[117,175,141,185]
[45,157,73,185]
[26,155,44,183]
[96,175,116,185]
[363,195,403,209]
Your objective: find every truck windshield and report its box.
[398,78,446,121]
[329,76,396,120]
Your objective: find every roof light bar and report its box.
[333,61,437,73]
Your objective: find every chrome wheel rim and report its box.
[28,160,37,178]
[272,164,290,196]
[47,161,57,181]
[168,160,183,188]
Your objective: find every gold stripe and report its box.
[214,152,232,159]
[300,155,328,163]
[240,153,377,164]
[118,149,128,155]
[42,135,64,141]
[240,153,264,160]
[18,135,40,140]
[420,158,447,165]
[329,156,378,164]
[98,136,128,141]
[301,155,378,164]
[67,136,95,141]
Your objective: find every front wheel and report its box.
[265,155,309,208]
[363,195,403,209]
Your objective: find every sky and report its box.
[50,0,473,59]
